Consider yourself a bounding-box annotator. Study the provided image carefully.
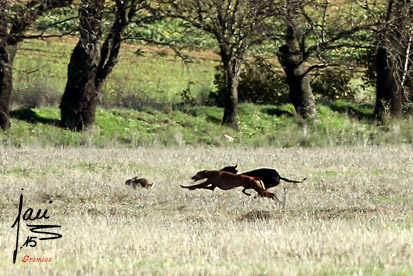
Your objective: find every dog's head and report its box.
[220,165,238,174]
[191,170,210,181]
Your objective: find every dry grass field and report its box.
[0,145,412,275]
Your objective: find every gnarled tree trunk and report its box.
[278,20,316,120]
[278,45,316,119]
[374,47,402,120]
[0,0,72,131]
[60,0,104,131]
[374,0,407,120]
[60,0,138,131]
[60,41,101,131]
[222,56,241,130]
[0,42,17,130]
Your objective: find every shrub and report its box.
[209,57,289,106]
[11,84,61,107]
[239,57,289,104]
[311,67,358,101]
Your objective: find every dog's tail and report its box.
[180,185,192,189]
[280,177,307,183]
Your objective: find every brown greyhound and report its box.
[180,170,279,201]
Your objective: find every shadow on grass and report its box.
[206,115,221,124]
[10,106,60,126]
[262,107,294,117]
[320,101,375,120]
[177,105,223,124]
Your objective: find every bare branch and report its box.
[306,24,376,56]
[124,28,193,64]
[20,30,77,40]
[303,63,329,75]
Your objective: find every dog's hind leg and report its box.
[257,189,280,201]
[250,181,280,201]
[266,191,280,201]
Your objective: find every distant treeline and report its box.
[1,0,412,132]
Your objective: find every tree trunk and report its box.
[278,45,316,119]
[221,59,240,129]
[60,0,135,131]
[374,0,405,120]
[60,42,101,131]
[0,0,72,131]
[60,0,104,131]
[374,47,402,120]
[279,2,317,120]
[0,42,17,130]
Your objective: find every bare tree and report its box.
[156,0,281,129]
[374,0,413,120]
[0,0,72,131]
[277,0,377,120]
[60,0,145,131]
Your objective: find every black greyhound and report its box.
[220,165,306,196]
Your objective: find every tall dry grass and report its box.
[0,146,412,275]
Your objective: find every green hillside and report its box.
[13,38,218,107]
[3,103,412,147]
[4,37,412,147]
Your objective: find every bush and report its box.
[239,57,289,104]
[11,84,61,107]
[209,57,289,106]
[311,67,358,101]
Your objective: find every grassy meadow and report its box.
[0,146,412,275]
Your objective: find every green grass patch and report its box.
[373,195,410,205]
[3,103,413,147]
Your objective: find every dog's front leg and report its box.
[242,187,252,196]
[180,181,215,191]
